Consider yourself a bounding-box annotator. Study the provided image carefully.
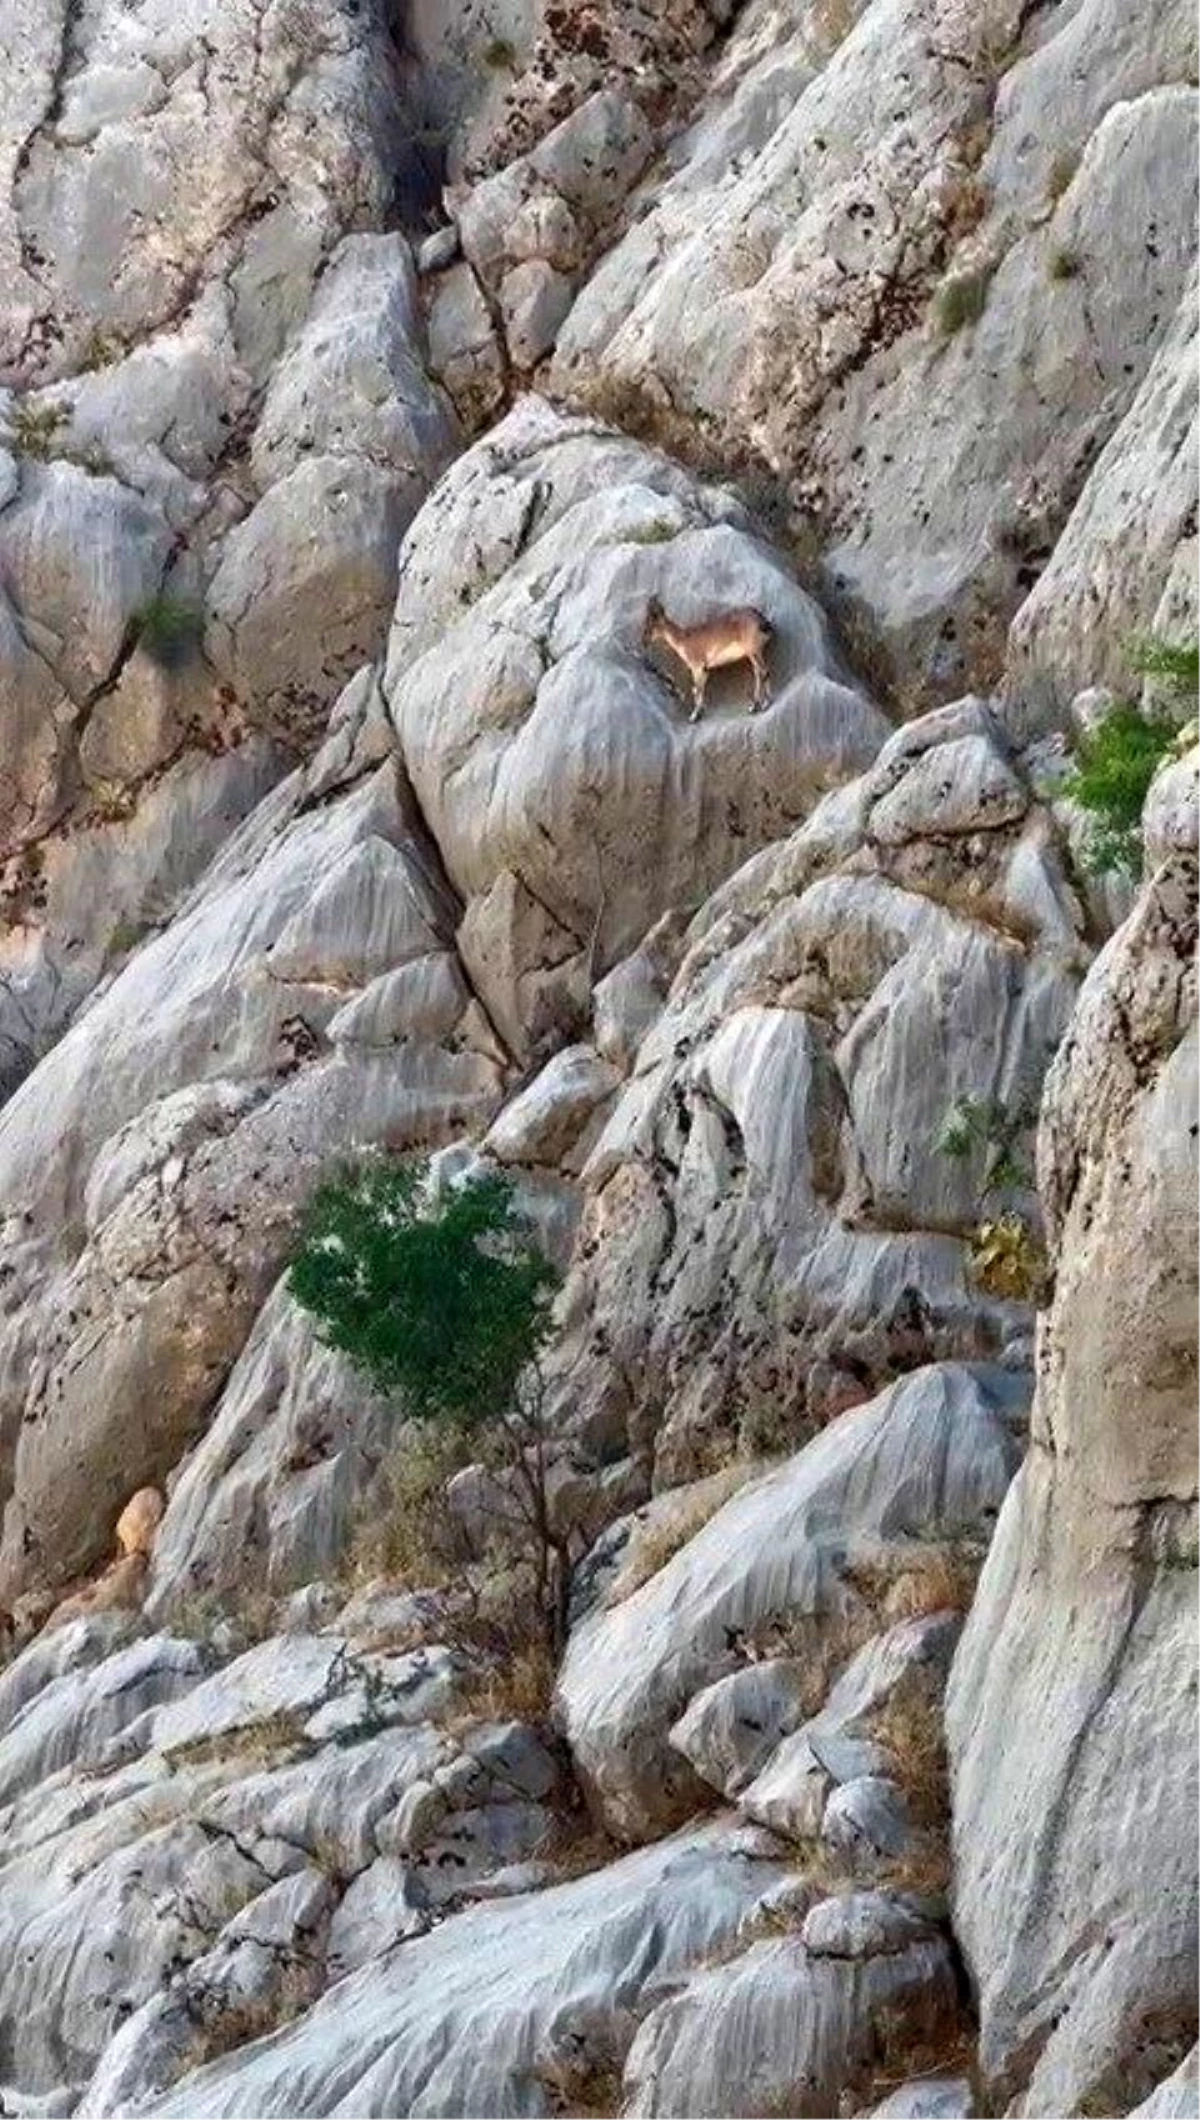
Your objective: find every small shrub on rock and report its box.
[1062,637,1197,875]
[11,400,70,459]
[132,591,205,668]
[932,264,994,335]
[1063,703,1179,874]
[290,1159,570,1650]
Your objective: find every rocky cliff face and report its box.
[0,0,1195,2114]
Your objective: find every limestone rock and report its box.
[481,1043,621,1168]
[947,833,1198,2115]
[145,1282,403,1617]
[427,262,508,426]
[383,398,890,1063]
[557,1363,1025,1842]
[137,1821,793,2117]
[1007,276,1198,730]
[0,1633,207,1805]
[871,2079,975,2117]
[624,1916,957,2117]
[542,702,1076,1481]
[250,234,456,494]
[0,0,456,1078]
[554,0,1197,699]
[76,1868,334,2120]
[669,1660,809,1801]
[0,725,506,1611]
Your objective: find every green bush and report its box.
[290,1160,570,1650]
[1063,706,1179,875]
[291,1160,557,1419]
[935,1093,1033,1198]
[936,1095,1048,1307]
[1061,638,1196,876]
[1132,637,1199,695]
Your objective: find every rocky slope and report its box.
[0,0,1195,2114]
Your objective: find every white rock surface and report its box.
[543,699,1077,1482]
[871,2078,975,2117]
[948,834,1199,2115]
[0,0,461,1080]
[0,708,506,1609]
[554,0,1198,698]
[139,1821,794,2117]
[482,1042,621,1168]
[624,1909,957,2117]
[145,1282,403,1616]
[558,1362,1025,1841]
[383,396,891,1058]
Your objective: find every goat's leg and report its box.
[689,666,706,722]
[752,651,769,710]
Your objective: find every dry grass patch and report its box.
[842,2012,980,2115]
[810,0,859,50]
[846,1535,985,1625]
[533,2049,625,2115]
[182,1963,317,2073]
[160,1584,282,1651]
[447,1633,558,1728]
[1046,148,1081,204]
[342,1427,475,1594]
[163,1708,312,1773]
[872,1686,949,1832]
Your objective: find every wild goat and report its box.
[644,598,773,719]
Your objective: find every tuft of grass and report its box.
[11,401,70,459]
[810,0,859,49]
[932,264,994,336]
[86,776,138,824]
[341,1427,473,1594]
[619,518,679,546]
[1047,246,1080,281]
[182,1962,317,2073]
[1062,700,1181,874]
[163,1707,312,1772]
[108,915,151,955]
[448,1633,557,1727]
[1133,636,1199,695]
[935,1092,1034,1197]
[844,2014,980,2116]
[132,591,205,668]
[967,1212,1048,1303]
[872,1685,948,1835]
[482,34,516,68]
[847,1535,984,1624]
[80,329,122,372]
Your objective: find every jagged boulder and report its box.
[383,395,891,1059]
[543,698,1081,1479]
[556,1362,1026,1843]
